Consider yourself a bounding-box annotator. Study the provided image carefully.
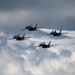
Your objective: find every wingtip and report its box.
[47,34,50,36]
[35,46,40,47]
[8,38,13,40]
[21,29,25,31]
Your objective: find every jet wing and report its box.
[62,32,69,34]
[8,38,14,40]
[21,28,27,31]
[35,46,40,47]
[50,44,58,47]
[37,27,45,28]
[47,34,51,36]
[24,37,32,38]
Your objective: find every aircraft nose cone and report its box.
[50,31,54,35]
[39,44,41,46]
[25,27,27,29]
[13,36,17,39]
[50,32,53,35]
[39,43,42,46]
[26,26,29,29]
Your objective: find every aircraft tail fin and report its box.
[17,34,19,37]
[23,33,25,37]
[60,29,62,34]
[55,30,56,33]
[30,24,32,27]
[48,41,51,46]
[43,42,45,44]
[35,24,38,28]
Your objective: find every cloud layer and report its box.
[0,29,75,75]
[0,0,75,75]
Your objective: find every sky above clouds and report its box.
[0,0,75,34]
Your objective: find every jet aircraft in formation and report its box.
[9,33,31,41]
[47,29,68,36]
[9,24,69,48]
[35,41,58,48]
[21,24,44,31]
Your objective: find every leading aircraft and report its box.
[47,29,68,36]
[9,33,31,41]
[35,41,57,48]
[21,24,43,31]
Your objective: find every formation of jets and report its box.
[10,24,68,48]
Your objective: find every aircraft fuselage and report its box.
[28,27,37,31]
[53,33,61,36]
[16,37,24,40]
[25,26,37,31]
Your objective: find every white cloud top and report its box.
[0,29,75,75]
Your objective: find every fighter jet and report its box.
[21,24,43,31]
[9,33,31,41]
[47,29,68,36]
[35,41,57,48]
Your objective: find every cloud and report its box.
[0,29,75,75]
[0,0,75,75]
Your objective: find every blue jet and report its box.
[35,41,57,48]
[47,29,68,36]
[10,33,31,41]
[21,24,43,31]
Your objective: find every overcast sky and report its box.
[0,0,75,34]
[0,1,75,75]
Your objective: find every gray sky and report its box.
[0,1,75,75]
[0,0,75,34]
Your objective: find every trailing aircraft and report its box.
[35,41,57,48]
